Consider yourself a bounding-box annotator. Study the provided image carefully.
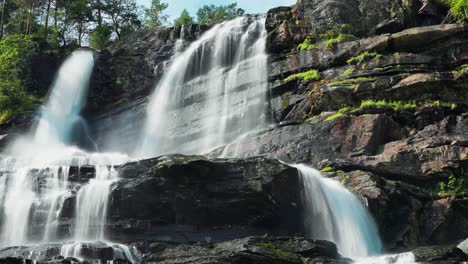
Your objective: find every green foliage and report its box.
[453,64,468,78]
[347,51,382,65]
[297,24,358,51]
[324,107,352,121]
[297,36,317,51]
[0,34,40,123]
[437,175,467,198]
[360,100,417,111]
[174,9,194,27]
[145,0,169,29]
[328,77,377,89]
[341,175,351,185]
[106,0,143,38]
[197,2,245,25]
[90,24,113,50]
[325,33,358,50]
[442,0,468,21]
[320,166,335,172]
[340,68,355,77]
[284,70,321,82]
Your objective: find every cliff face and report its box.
[0,0,467,263]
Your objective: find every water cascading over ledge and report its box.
[135,15,269,158]
[0,50,130,257]
[293,164,416,264]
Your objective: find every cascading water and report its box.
[292,164,417,264]
[32,50,95,147]
[0,50,132,264]
[136,15,269,158]
[292,164,383,258]
[0,50,96,246]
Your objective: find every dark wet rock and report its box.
[107,155,303,243]
[141,236,346,264]
[0,242,133,264]
[413,245,468,263]
[87,25,209,115]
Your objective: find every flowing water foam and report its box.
[136,16,269,158]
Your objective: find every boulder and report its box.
[141,236,346,264]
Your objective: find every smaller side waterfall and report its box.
[74,166,118,241]
[292,164,383,258]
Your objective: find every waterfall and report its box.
[293,164,417,263]
[292,164,383,257]
[136,15,269,158]
[32,50,95,147]
[74,166,118,241]
[0,50,130,251]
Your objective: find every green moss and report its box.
[340,68,355,77]
[453,64,468,78]
[257,242,301,262]
[442,0,468,21]
[320,166,335,172]
[297,36,318,51]
[325,33,358,50]
[436,175,467,198]
[116,77,125,87]
[347,51,381,65]
[424,100,457,110]
[297,24,358,51]
[284,69,321,82]
[341,175,351,185]
[328,77,377,89]
[360,100,417,111]
[282,93,290,110]
[324,112,345,121]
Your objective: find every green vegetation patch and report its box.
[360,100,417,111]
[297,36,318,51]
[340,68,355,77]
[442,0,468,21]
[437,175,467,198]
[328,77,377,89]
[324,107,352,121]
[341,175,351,185]
[320,166,335,172]
[347,51,382,65]
[0,34,40,124]
[297,24,358,51]
[284,70,321,82]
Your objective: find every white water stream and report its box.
[136,16,269,158]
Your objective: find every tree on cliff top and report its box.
[196,2,245,25]
[145,0,168,29]
[174,9,194,28]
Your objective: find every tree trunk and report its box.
[26,1,35,34]
[44,0,52,39]
[96,0,102,26]
[78,20,82,46]
[54,0,58,28]
[0,0,5,38]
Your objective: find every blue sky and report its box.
[136,0,297,22]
